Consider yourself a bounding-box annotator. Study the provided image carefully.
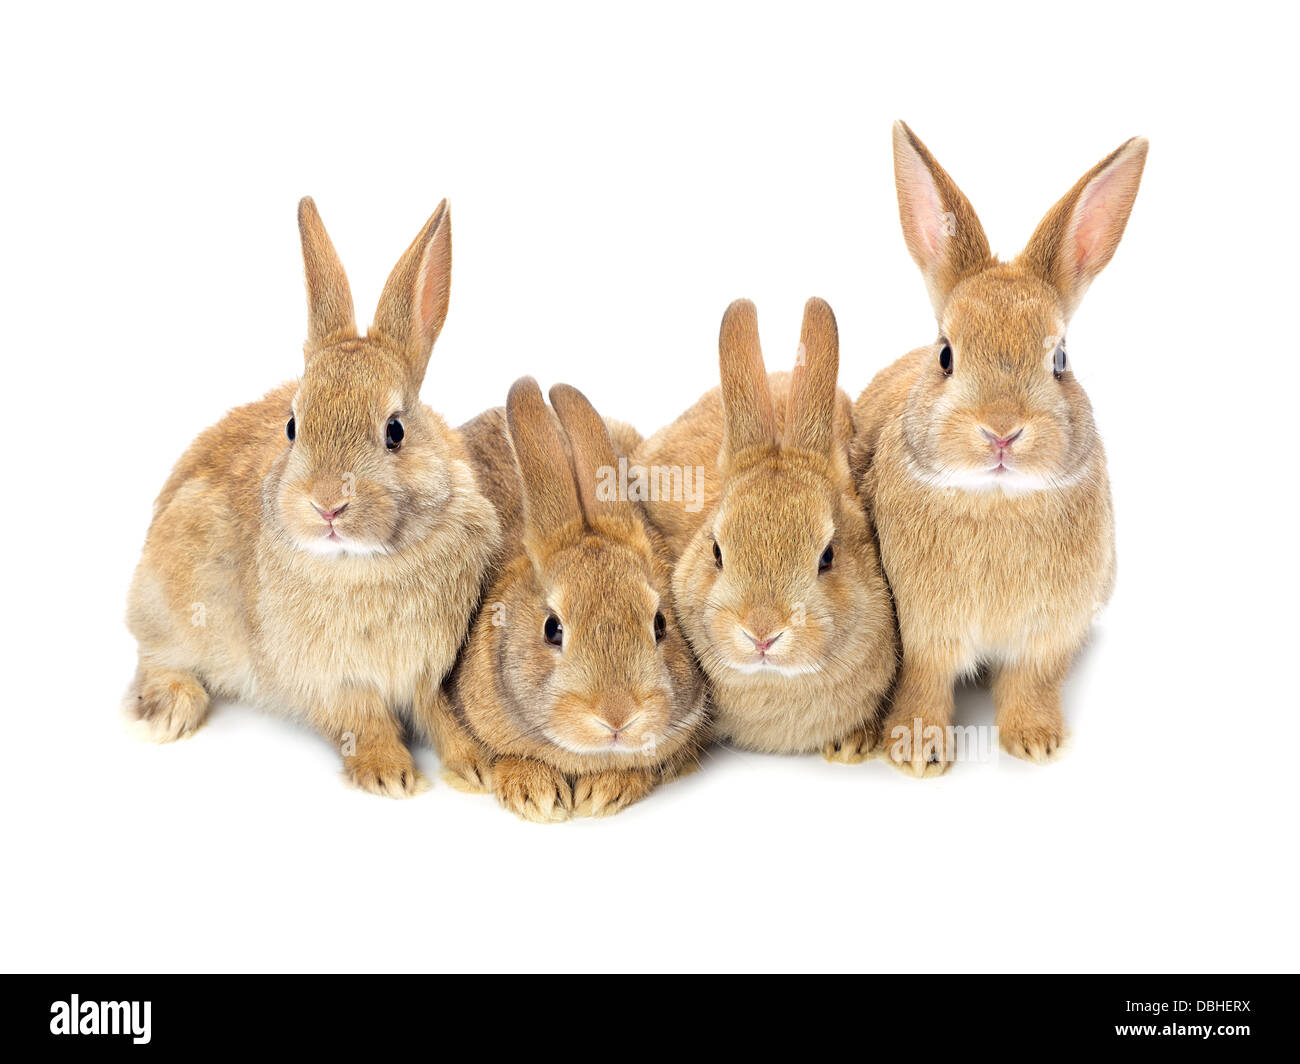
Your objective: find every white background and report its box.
[2,1,1296,974]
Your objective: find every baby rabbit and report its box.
[433,378,708,822]
[124,199,501,796]
[854,122,1147,775]
[637,298,898,757]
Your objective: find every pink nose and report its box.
[982,428,1023,451]
[750,632,782,653]
[314,503,348,522]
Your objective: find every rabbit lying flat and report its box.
[636,298,898,757]
[854,123,1147,776]
[124,199,501,797]
[431,379,708,822]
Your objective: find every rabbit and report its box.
[428,377,709,822]
[853,122,1148,776]
[123,197,503,797]
[636,297,898,757]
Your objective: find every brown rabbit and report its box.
[854,122,1148,775]
[429,378,708,822]
[124,199,502,796]
[637,298,898,756]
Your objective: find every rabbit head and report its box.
[481,378,706,768]
[891,121,1147,494]
[676,299,890,685]
[266,198,461,556]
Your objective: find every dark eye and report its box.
[543,614,563,648]
[713,540,723,569]
[286,416,296,442]
[654,611,666,643]
[1053,342,1067,380]
[938,341,953,376]
[819,544,834,574]
[385,417,405,450]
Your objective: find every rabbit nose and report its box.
[981,427,1023,451]
[593,696,638,733]
[743,606,786,648]
[313,502,349,522]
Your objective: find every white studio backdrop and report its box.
[0,1,1295,972]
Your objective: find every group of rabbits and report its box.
[125,123,1148,821]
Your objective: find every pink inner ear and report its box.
[413,213,451,344]
[1070,164,1128,277]
[417,251,438,335]
[902,160,948,264]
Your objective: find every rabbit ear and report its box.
[507,376,583,542]
[785,298,839,457]
[1019,137,1148,320]
[370,200,452,387]
[298,197,357,348]
[892,122,992,316]
[719,299,777,463]
[549,383,637,534]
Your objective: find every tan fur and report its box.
[855,122,1147,775]
[638,299,898,756]
[124,199,501,797]
[432,379,708,822]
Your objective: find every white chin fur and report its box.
[908,460,1085,497]
[294,535,388,558]
[724,659,821,678]
[544,733,646,757]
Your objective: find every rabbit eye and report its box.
[286,416,296,442]
[543,614,564,648]
[1053,341,1068,380]
[654,611,666,643]
[713,540,723,569]
[385,417,405,450]
[819,544,834,574]
[938,341,953,376]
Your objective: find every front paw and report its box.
[1000,715,1067,763]
[440,751,494,794]
[345,746,428,798]
[822,724,878,764]
[572,770,655,818]
[880,708,952,778]
[128,669,210,743]
[493,758,573,823]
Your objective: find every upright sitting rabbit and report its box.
[854,123,1147,775]
[124,199,501,796]
[433,378,708,821]
[637,298,898,757]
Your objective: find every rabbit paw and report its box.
[822,725,878,764]
[880,708,952,779]
[494,758,573,823]
[572,770,655,818]
[1000,716,1067,763]
[345,746,428,799]
[440,750,494,794]
[129,669,210,743]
